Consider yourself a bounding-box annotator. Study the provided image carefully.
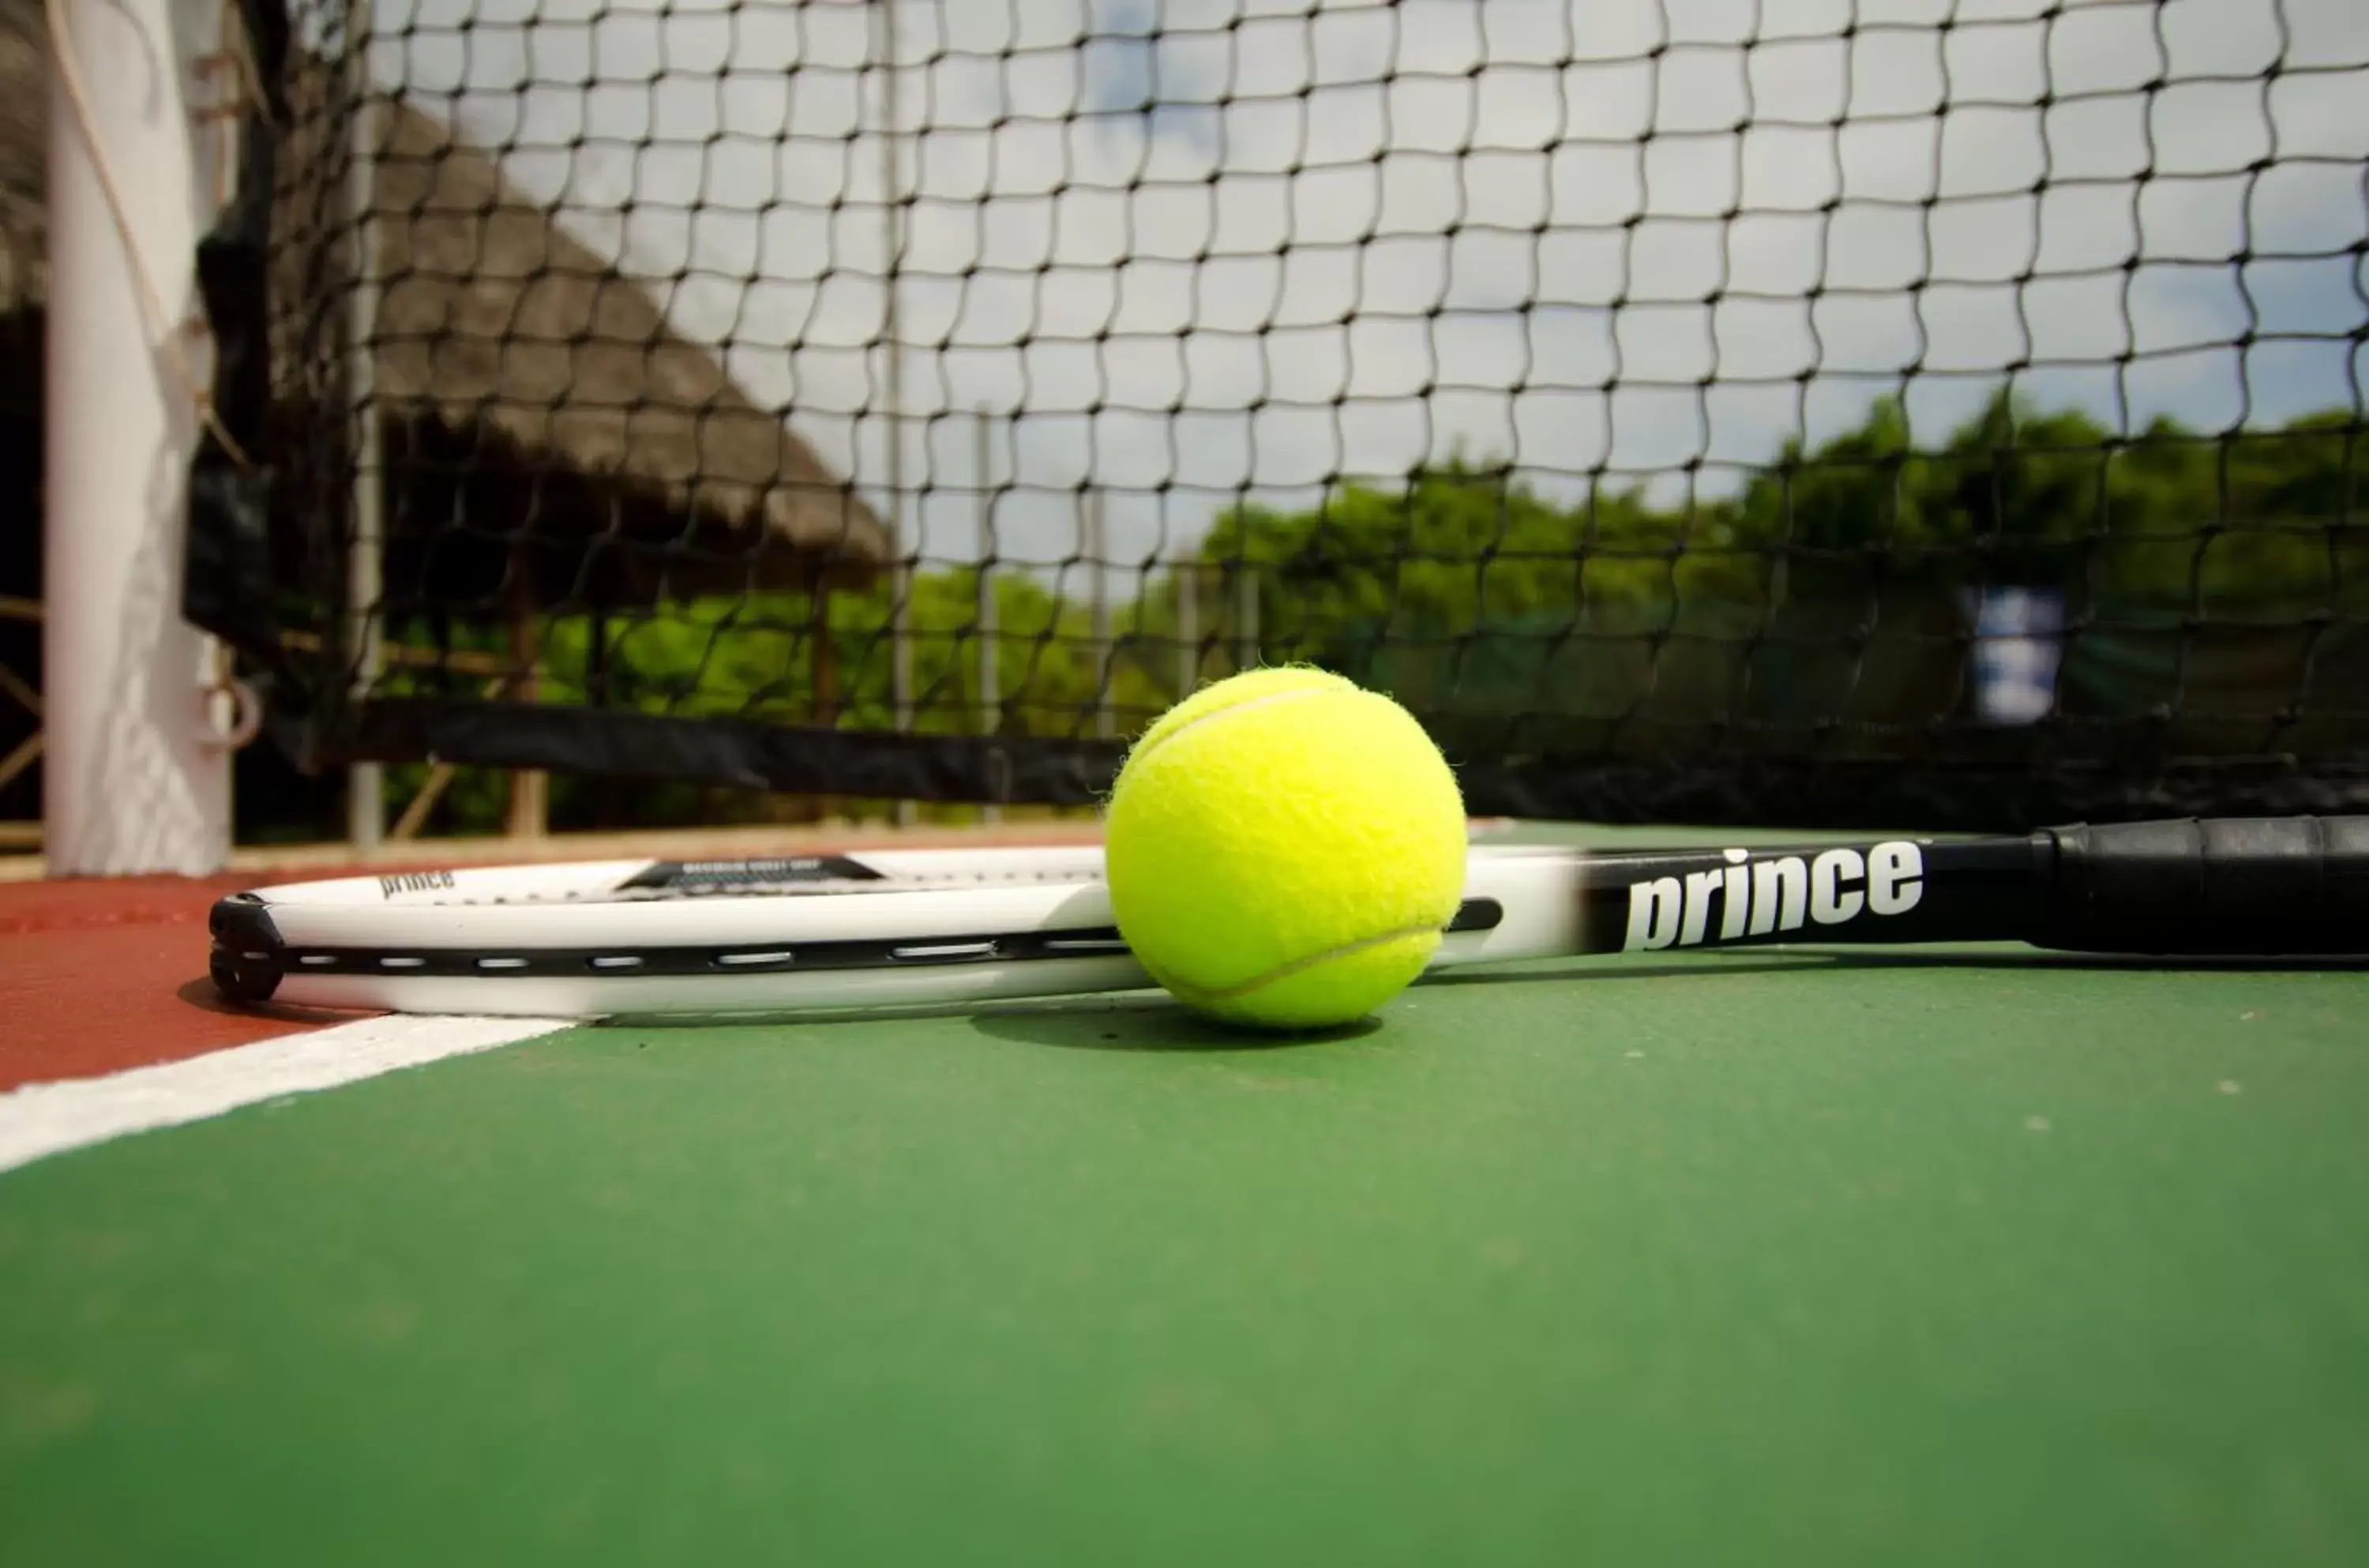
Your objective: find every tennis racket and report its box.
[207,815,2369,1019]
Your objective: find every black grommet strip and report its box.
[209,898,1500,992]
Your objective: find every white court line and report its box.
[0,1014,571,1176]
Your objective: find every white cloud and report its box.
[358,0,2367,569]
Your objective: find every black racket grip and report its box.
[2040,816,2369,956]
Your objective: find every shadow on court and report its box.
[566,946,2369,1045]
[967,997,1385,1054]
[173,974,361,1026]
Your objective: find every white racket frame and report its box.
[216,844,1589,1018]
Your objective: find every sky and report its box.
[357,0,2369,580]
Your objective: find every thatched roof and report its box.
[0,1,45,318]
[0,0,892,601]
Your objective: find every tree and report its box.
[355,385,2368,835]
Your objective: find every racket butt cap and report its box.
[208,895,286,1004]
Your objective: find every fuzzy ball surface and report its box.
[1102,666,1468,1030]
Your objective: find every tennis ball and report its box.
[1103,666,1467,1030]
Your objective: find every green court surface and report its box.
[6,842,2369,1565]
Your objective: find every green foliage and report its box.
[1725,390,2367,613]
[358,389,2364,832]
[1192,456,1766,654]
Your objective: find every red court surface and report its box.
[0,871,328,1092]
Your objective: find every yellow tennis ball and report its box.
[1103,666,1467,1030]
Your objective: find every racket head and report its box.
[205,842,1579,1019]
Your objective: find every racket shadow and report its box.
[1422,948,2369,988]
[1765,949,2369,976]
[1417,954,1841,988]
[174,975,364,1026]
[584,947,2365,1040]
[603,992,1376,1052]
[593,987,1369,1050]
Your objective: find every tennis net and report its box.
[185,0,2369,833]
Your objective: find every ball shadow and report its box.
[964,992,1387,1055]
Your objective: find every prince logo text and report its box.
[1622,843,1925,951]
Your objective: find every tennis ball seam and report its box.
[1148,920,1445,1007]
[1123,683,1340,774]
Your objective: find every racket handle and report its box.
[2040,816,2369,956]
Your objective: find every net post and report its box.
[1232,562,1260,672]
[874,0,911,827]
[974,406,998,823]
[42,0,235,876]
[1084,489,1110,740]
[1173,552,1198,699]
[502,553,546,839]
[344,4,385,853]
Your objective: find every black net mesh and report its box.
[196,0,2369,831]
